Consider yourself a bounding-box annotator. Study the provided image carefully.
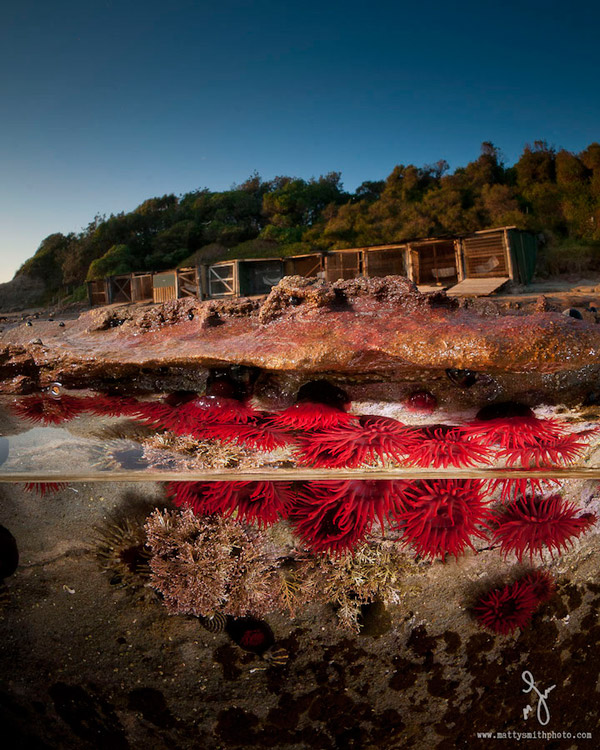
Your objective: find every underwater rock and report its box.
[0,524,19,579]
[2,277,600,393]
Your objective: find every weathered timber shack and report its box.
[321,238,460,289]
[323,248,364,281]
[446,226,538,296]
[206,258,284,298]
[152,268,200,303]
[87,278,109,306]
[87,272,153,306]
[283,253,325,278]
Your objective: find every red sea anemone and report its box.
[267,379,354,430]
[520,570,556,603]
[202,414,295,452]
[403,390,437,414]
[23,482,68,496]
[225,617,275,655]
[461,403,567,450]
[491,494,596,561]
[394,479,492,560]
[83,394,141,418]
[181,396,259,427]
[499,433,587,468]
[405,425,491,469]
[166,481,294,527]
[290,480,409,555]
[267,402,356,430]
[11,394,88,425]
[473,575,543,635]
[166,481,228,515]
[134,395,259,435]
[486,478,561,504]
[462,402,593,468]
[297,416,416,468]
[132,400,179,430]
[201,481,295,527]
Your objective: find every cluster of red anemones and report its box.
[461,402,595,470]
[168,479,413,555]
[166,480,295,528]
[165,479,597,563]
[167,479,595,635]
[10,389,596,471]
[10,392,141,424]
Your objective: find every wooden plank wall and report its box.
[153,286,177,303]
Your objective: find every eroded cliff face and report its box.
[0,276,599,402]
[0,274,45,313]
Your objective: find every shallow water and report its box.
[2,377,600,747]
[1,387,599,480]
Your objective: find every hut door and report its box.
[111,276,132,303]
[463,234,508,278]
[208,264,236,297]
[177,268,199,298]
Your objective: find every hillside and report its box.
[5,140,600,310]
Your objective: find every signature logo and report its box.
[522,670,556,726]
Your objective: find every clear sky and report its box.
[1,0,599,282]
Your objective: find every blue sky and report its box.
[1,0,599,282]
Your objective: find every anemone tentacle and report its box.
[491,494,596,560]
[297,415,416,468]
[393,479,493,560]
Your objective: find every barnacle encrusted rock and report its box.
[1,275,600,393]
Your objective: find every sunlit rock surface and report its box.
[1,277,600,395]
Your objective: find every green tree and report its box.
[86,244,136,280]
[16,233,74,288]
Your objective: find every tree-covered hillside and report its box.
[15,141,600,302]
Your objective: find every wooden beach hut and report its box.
[88,272,153,306]
[107,274,134,304]
[363,244,408,278]
[323,248,364,281]
[87,278,110,306]
[130,272,154,302]
[284,253,325,278]
[205,258,284,299]
[152,267,200,303]
[446,227,538,296]
[405,238,461,290]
